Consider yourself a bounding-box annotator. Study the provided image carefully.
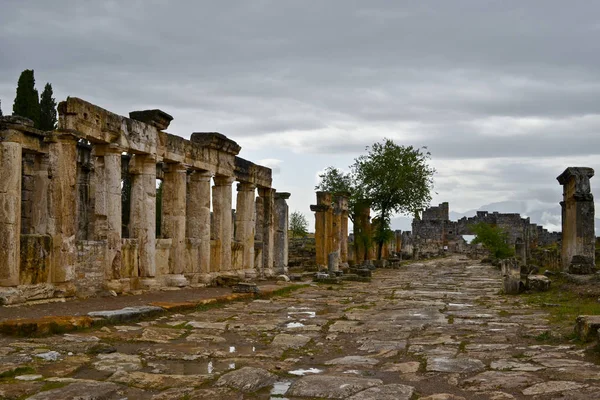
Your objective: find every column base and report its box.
[161,274,190,287]
[137,278,161,291]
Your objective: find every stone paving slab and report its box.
[1,255,599,399]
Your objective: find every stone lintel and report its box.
[129,109,173,131]
[275,192,291,200]
[191,132,241,156]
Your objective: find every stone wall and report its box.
[0,98,289,303]
[410,202,560,260]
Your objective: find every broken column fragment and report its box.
[557,167,595,274]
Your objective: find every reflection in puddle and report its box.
[271,380,292,397]
[286,322,305,329]
[207,361,213,374]
[148,359,232,375]
[343,369,361,375]
[229,346,236,353]
[289,367,323,376]
[287,307,316,318]
[229,362,236,370]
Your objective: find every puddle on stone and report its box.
[287,307,316,318]
[343,370,361,375]
[448,303,473,308]
[288,367,323,376]
[225,344,256,355]
[271,380,292,397]
[285,322,305,329]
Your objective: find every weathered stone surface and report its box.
[88,306,164,322]
[347,383,415,400]
[93,353,142,372]
[324,355,380,366]
[490,359,545,372]
[271,333,311,349]
[527,274,551,291]
[27,381,124,400]
[288,375,383,399]
[419,395,466,400]
[109,370,208,390]
[522,380,588,395]
[461,371,543,391]
[575,315,600,341]
[129,109,173,130]
[426,357,485,373]
[215,367,277,392]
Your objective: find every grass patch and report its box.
[447,315,455,324]
[39,381,68,392]
[523,275,600,331]
[0,366,35,379]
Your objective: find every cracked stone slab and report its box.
[490,359,545,372]
[93,353,142,372]
[271,333,311,349]
[215,366,277,392]
[88,306,164,323]
[347,383,415,400]
[522,381,588,396]
[288,375,383,399]
[426,357,485,373]
[461,371,543,391]
[26,381,124,400]
[325,355,380,366]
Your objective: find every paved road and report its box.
[1,256,599,399]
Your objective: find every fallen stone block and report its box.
[216,366,277,392]
[232,282,260,294]
[575,315,600,341]
[0,316,94,336]
[527,275,551,292]
[88,306,164,323]
[288,375,382,399]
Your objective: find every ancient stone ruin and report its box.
[309,192,349,269]
[410,202,560,263]
[0,97,289,304]
[557,167,595,274]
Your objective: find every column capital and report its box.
[275,192,291,200]
[94,143,123,155]
[237,182,257,192]
[214,175,235,186]
[163,162,188,173]
[258,187,275,198]
[189,170,212,182]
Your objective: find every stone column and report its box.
[94,144,122,280]
[187,171,212,275]
[254,194,264,274]
[48,133,78,283]
[339,195,349,263]
[310,192,332,267]
[274,192,290,275]
[331,195,342,259]
[129,154,157,278]
[557,167,595,273]
[212,176,235,272]
[235,182,256,274]
[163,162,187,275]
[259,187,275,275]
[0,141,22,286]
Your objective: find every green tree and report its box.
[0,99,3,117]
[353,139,435,259]
[290,211,308,238]
[471,222,515,259]
[12,69,40,127]
[39,83,57,131]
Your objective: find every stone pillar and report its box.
[274,192,290,275]
[254,194,264,274]
[259,187,275,275]
[212,176,235,272]
[187,171,212,275]
[0,141,22,286]
[129,154,157,278]
[331,195,343,262]
[235,182,256,274]
[94,144,122,280]
[310,192,333,267]
[515,238,526,266]
[557,167,595,273]
[48,133,78,283]
[339,195,349,263]
[163,162,187,275]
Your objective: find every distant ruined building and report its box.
[410,202,561,260]
[0,97,290,304]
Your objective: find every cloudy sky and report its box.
[2,1,599,231]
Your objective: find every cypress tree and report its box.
[12,69,40,127]
[39,83,57,131]
[0,99,3,117]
